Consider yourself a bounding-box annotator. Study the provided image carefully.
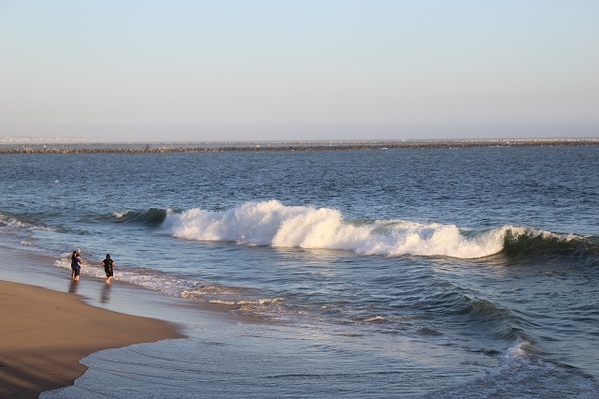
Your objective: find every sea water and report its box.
[1,144,598,397]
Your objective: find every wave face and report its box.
[160,201,599,261]
[503,228,599,259]
[114,208,169,226]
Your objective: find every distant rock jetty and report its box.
[1,138,598,154]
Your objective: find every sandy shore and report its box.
[0,280,185,399]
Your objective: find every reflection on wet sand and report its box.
[101,283,112,303]
[68,280,78,294]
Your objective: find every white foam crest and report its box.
[507,225,582,242]
[353,221,507,258]
[55,255,215,297]
[54,257,106,279]
[489,340,532,376]
[0,215,28,229]
[161,200,332,245]
[54,254,275,306]
[0,213,56,232]
[161,201,509,259]
[113,211,127,219]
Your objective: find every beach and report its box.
[0,279,185,398]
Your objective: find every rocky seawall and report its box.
[1,138,598,154]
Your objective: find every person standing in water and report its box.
[71,251,82,281]
[102,254,115,283]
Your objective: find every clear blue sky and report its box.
[1,0,598,142]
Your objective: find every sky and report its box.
[1,0,598,142]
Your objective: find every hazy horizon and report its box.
[2,1,598,142]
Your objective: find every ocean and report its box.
[1,143,598,398]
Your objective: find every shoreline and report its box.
[1,138,598,154]
[0,244,248,398]
[0,280,186,398]
[0,246,190,399]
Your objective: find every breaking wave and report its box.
[0,212,58,233]
[158,200,596,260]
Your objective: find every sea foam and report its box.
[160,200,507,259]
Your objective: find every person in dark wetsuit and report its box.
[71,251,82,281]
[102,254,115,283]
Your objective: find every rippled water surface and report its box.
[2,144,599,397]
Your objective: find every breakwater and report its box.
[1,138,598,154]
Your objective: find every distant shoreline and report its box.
[1,138,598,154]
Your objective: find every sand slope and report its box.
[0,281,185,398]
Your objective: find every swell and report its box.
[419,288,526,342]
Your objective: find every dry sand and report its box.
[0,280,185,399]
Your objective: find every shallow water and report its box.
[1,144,598,397]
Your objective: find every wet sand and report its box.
[0,280,185,398]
